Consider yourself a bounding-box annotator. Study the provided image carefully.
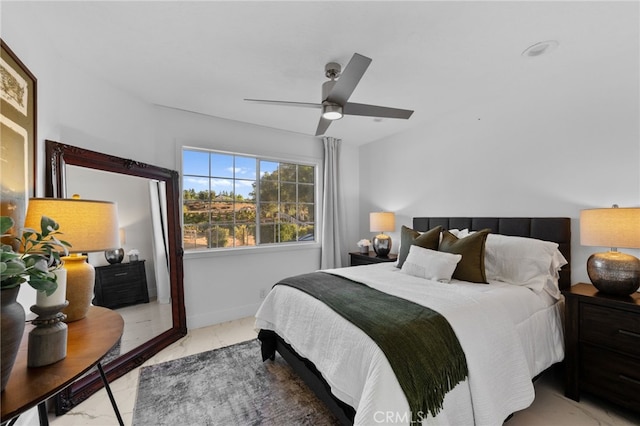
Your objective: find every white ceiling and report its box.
[13,1,640,145]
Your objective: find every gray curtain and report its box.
[320,137,343,269]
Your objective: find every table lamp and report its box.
[24,197,120,322]
[105,228,126,264]
[580,205,640,296]
[370,212,395,257]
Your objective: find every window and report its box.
[182,148,316,251]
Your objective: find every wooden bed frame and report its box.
[259,216,572,425]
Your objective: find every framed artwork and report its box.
[0,39,36,237]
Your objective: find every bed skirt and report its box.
[258,329,356,425]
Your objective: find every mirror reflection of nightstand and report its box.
[94,261,149,309]
[349,251,398,266]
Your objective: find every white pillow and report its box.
[400,245,462,283]
[484,234,567,296]
[451,228,471,238]
[443,228,469,240]
[544,250,569,299]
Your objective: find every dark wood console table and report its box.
[1,306,125,425]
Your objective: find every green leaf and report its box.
[32,258,50,273]
[1,250,21,262]
[0,216,14,235]
[2,261,27,276]
[1,273,27,286]
[41,216,58,237]
[29,276,58,296]
[22,230,35,239]
[1,215,66,292]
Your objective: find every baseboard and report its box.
[187,302,262,329]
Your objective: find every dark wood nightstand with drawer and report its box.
[563,283,640,412]
[94,261,150,309]
[349,251,398,266]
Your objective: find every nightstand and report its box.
[94,261,150,309]
[349,251,398,266]
[563,283,640,412]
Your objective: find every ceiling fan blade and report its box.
[325,53,372,105]
[244,99,322,109]
[315,117,332,136]
[343,102,414,119]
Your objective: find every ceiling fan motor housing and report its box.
[325,62,341,79]
[322,80,338,103]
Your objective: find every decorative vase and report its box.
[359,245,369,254]
[61,254,95,322]
[29,268,69,367]
[105,248,124,264]
[1,286,26,392]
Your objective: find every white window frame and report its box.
[180,145,321,255]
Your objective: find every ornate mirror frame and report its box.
[45,140,186,413]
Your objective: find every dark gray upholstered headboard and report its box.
[413,217,571,290]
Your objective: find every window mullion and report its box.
[277,162,281,243]
[208,152,213,249]
[232,155,236,247]
[256,158,261,245]
[295,165,299,240]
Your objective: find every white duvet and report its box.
[254,263,564,426]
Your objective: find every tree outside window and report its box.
[182,149,315,250]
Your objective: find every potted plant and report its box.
[357,239,371,254]
[1,215,70,391]
[127,249,139,262]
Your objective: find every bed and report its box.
[255,217,571,425]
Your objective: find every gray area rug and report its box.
[132,339,340,425]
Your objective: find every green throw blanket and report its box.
[276,271,468,420]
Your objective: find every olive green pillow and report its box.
[439,229,491,283]
[397,225,442,268]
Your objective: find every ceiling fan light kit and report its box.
[245,52,414,136]
[322,104,343,120]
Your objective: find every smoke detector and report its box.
[522,40,559,57]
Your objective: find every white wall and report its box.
[2,13,361,327]
[151,106,360,327]
[358,45,640,285]
[152,106,326,327]
[2,13,161,309]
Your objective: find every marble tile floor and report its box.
[116,300,173,354]
[12,316,640,426]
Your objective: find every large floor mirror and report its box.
[45,140,186,413]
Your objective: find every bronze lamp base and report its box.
[587,251,640,296]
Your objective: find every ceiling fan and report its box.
[245,53,414,136]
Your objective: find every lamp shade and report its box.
[580,207,640,249]
[24,198,120,253]
[370,212,395,233]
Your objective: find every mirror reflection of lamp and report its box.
[24,196,120,322]
[105,228,126,264]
